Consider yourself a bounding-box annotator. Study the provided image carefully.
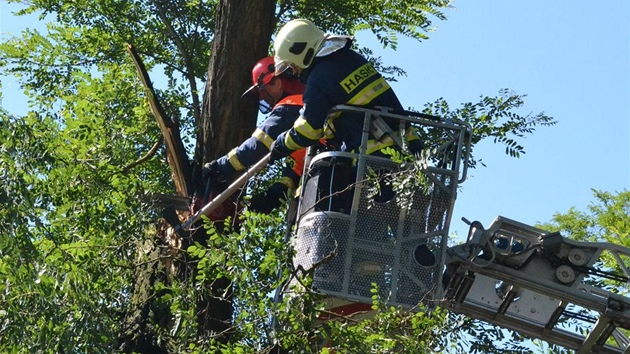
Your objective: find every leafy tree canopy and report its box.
[1,0,559,352]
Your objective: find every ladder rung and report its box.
[577,315,611,354]
[544,300,567,331]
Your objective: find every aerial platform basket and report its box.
[290,105,472,309]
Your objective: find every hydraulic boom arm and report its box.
[443,216,630,353]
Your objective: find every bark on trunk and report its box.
[193,0,277,343]
[118,237,171,354]
[196,0,276,169]
[120,0,277,351]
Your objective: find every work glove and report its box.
[249,182,289,214]
[201,160,228,197]
[268,139,290,164]
[407,139,425,159]
[202,160,221,179]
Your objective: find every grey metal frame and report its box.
[284,105,630,353]
[444,216,630,353]
[290,105,472,307]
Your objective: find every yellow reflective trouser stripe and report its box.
[284,133,303,151]
[295,185,301,198]
[366,137,396,155]
[323,124,336,139]
[347,77,390,105]
[366,128,421,155]
[324,113,339,139]
[294,116,323,141]
[277,176,296,190]
[406,126,421,141]
[227,148,246,171]
[252,128,274,149]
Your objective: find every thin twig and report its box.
[122,136,164,173]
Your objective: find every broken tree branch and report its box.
[125,43,192,197]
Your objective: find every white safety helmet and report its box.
[273,19,326,75]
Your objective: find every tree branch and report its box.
[122,136,163,173]
[151,0,202,123]
[125,43,192,197]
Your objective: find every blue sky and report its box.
[356,0,630,238]
[2,1,629,240]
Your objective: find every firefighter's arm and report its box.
[249,152,303,214]
[214,105,302,174]
[271,86,330,160]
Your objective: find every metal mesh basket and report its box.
[293,156,454,308]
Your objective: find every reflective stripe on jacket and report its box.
[216,95,303,176]
[275,40,414,156]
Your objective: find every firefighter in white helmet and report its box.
[266,19,424,213]
[269,18,423,162]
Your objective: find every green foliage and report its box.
[542,190,630,295]
[422,88,557,167]
[538,190,630,246]
[185,214,455,353]
[2,0,214,130]
[0,108,164,352]
[178,206,547,353]
[0,2,205,348]
[0,0,563,352]
[0,6,176,349]
[184,210,292,351]
[534,190,630,351]
[365,146,431,211]
[320,305,449,353]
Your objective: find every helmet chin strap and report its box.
[257,85,277,114]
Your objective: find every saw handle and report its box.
[181,153,271,230]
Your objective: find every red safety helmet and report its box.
[242,56,305,113]
[241,57,276,98]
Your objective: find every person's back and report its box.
[270,19,421,158]
[267,19,426,214]
[299,39,403,152]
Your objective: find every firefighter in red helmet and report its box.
[202,57,309,213]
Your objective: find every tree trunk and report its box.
[120,1,277,351]
[192,0,277,343]
[196,0,276,171]
[118,236,170,354]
